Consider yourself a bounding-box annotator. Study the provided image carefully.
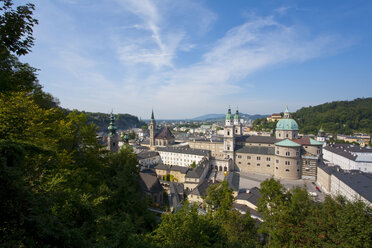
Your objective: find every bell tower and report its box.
[149,109,156,148]
[107,112,119,153]
[224,106,235,160]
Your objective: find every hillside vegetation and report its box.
[293,98,372,135]
[254,98,372,135]
[71,111,146,133]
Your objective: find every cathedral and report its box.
[189,106,323,180]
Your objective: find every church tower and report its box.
[224,106,235,160]
[149,110,156,148]
[234,108,242,136]
[107,112,119,153]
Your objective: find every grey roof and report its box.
[155,126,175,139]
[323,145,372,162]
[235,187,261,206]
[189,180,215,196]
[235,135,278,144]
[186,166,205,178]
[318,164,372,203]
[235,145,275,155]
[137,151,159,160]
[157,146,210,156]
[154,164,189,174]
[225,172,240,192]
[139,172,163,193]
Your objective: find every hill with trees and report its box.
[253,98,372,135]
[66,111,147,133]
[293,97,372,135]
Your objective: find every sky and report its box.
[19,0,372,119]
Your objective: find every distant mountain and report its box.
[192,113,268,121]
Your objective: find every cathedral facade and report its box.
[189,107,323,180]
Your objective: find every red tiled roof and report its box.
[291,137,311,145]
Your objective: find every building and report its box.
[157,146,210,167]
[190,106,323,180]
[316,164,372,205]
[267,113,282,122]
[138,171,164,206]
[107,112,119,153]
[149,110,175,147]
[323,144,372,173]
[137,150,160,167]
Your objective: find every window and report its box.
[286,152,290,156]
[257,163,260,166]
[257,156,261,160]
[286,134,289,138]
[238,161,241,164]
[247,156,251,159]
[237,155,242,159]
[113,142,115,146]
[276,167,278,170]
[266,157,271,161]
[279,133,281,137]
[227,131,230,135]
[276,150,279,154]
[276,159,279,163]
[248,162,251,165]
[285,161,291,165]
[286,169,290,172]
[266,164,270,167]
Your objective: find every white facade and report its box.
[330,174,371,205]
[158,150,209,167]
[323,148,372,173]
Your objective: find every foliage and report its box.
[253,118,277,131]
[204,180,233,213]
[0,0,38,56]
[292,97,372,135]
[190,161,197,169]
[258,178,372,247]
[78,111,146,133]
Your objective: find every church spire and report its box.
[151,109,154,120]
[108,111,117,137]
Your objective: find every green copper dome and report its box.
[226,107,233,120]
[276,119,299,131]
[276,106,299,131]
[234,109,239,120]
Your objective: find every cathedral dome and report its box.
[276,118,299,131]
[275,106,299,131]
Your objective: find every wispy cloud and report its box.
[27,0,350,118]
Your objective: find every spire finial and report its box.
[151,109,154,120]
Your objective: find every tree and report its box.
[204,180,233,213]
[190,161,197,169]
[0,0,38,56]
[150,203,223,248]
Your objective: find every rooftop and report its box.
[235,135,278,144]
[324,144,372,162]
[235,187,261,206]
[139,172,163,193]
[275,139,301,147]
[157,146,210,156]
[319,164,372,203]
[235,145,275,155]
[186,166,206,178]
[155,126,175,139]
[154,164,190,174]
[226,172,240,192]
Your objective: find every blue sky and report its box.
[20,0,372,119]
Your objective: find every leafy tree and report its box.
[0,0,38,56]
[150,203,223,248]
[204,180,233,213]
[190,161,197,169]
